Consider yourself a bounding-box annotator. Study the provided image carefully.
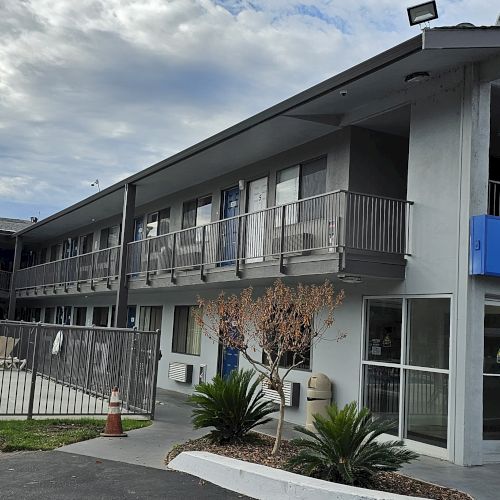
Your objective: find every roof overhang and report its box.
[16,28,500,242]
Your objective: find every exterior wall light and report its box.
[404,71,431,84]
[337,274,363,284]
[407,1,438,26]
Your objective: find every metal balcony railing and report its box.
[15,246,120,291]
[489,180,500,217]
[0,270,11,291]
[127,190,412,280]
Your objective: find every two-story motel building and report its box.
[5,26,500,466]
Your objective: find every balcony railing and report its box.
[0,270,11,292]
[127,190,412,280]
[13,191,412,292]
[15,246,120,291]
[489,180,500,217]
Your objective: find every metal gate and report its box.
[0,321,160,418]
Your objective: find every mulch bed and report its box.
[166,433,472,500]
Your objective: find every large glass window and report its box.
[484,304,500,439]
[407,298,450,369]
[362,297,451,450]
[365,299,402,363]
[172,306,202,355]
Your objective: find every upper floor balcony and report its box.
[14,190,412,297]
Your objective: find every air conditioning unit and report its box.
[272,232,313,256]
[262,379,300,407]
[168,362,193,383]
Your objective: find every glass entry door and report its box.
[362,297,451,450]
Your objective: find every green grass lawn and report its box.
[0,418,151,452]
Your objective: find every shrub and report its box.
[288,402,417,487]
[189,369,277,443]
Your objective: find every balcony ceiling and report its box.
[18,28,500,242]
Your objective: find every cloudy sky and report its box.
[0,0,497,220]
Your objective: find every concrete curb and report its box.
[167,451,427,500]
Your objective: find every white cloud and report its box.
[0,0,498,218]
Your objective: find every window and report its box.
[172,306,202,355]
[100,225,120,249]
[56,306,72,325]
[362,297,450,449]
[263,347,311,370]
[79,233,94,254]
[260,308,312,370]
[159,208,171,235]
[275,157,327,225]
[182,196,212,229]
[74,307,87,326]
[139,306,163,332]
[44,307,55,323]
[92,307,109,327]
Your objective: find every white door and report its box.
[246,177,268,263]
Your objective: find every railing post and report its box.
[90,252,95,290]
[279,205,286,274]
[76,254,81,291]
[106,248,112,289]
[200,226,206,282]
[170,233,177,284]
[64,258,69,292]
[235,216,242,278]
[149,329,161,420]
[145,239,151,285]
[27,324,40,420]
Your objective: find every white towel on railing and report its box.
[52,330,64,355]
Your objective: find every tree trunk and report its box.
[272,387,286,456]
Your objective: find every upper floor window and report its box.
[182,195,212,229]
[276,157,327,206]
[100,225,120,249]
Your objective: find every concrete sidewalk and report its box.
[58,388,500,499]
[58,388,205,469]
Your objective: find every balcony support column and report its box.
[114,183,136,328]
[8,236,23,320]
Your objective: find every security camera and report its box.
[340,89,348,97]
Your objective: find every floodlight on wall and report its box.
[337,274,363,284]
[407,1,438,27]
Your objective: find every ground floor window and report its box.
[92,306,109,327]
[172,306,201,355]
[139,306,163,332]
[362,297,450,449]
[484,303,500,440]
[73,307,87,326]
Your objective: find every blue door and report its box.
[221,187,240,265]
[221,346,239,379]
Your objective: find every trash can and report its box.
[306,373,332,431]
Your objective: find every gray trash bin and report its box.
[306,373,332,431]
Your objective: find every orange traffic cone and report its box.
[100,386,127,437]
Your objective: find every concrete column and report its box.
[453,66,491,465]
[114,183,136,328]
[8,236,23,320]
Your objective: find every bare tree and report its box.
[197,279,344,455]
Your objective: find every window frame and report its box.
[172,305,202,356]
[360,294,452,457]
[182,195,213,230]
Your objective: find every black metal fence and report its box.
[0,321,160,418]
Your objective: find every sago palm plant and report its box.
[189,368,277,443]
[288,402,417,487]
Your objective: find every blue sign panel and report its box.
[470,215,500,276]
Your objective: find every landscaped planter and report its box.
[168,451,426,500]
